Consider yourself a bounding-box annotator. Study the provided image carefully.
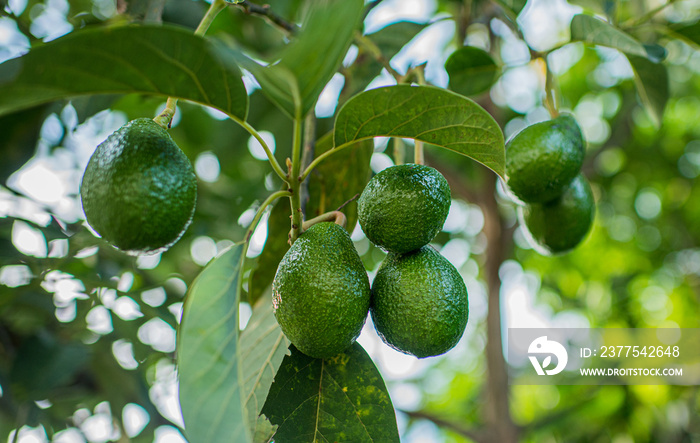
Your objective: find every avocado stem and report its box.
[302,211,347,231]
[543,57,560,118]
[153,97,178,128]
[414,140,424,165]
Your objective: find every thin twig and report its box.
[335,193,360,212]
[233,1,298,35]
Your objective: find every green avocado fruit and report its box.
[272,222,371,359]
[370,245,468,358]
[519,174,595,255]
[506,114,585,204]
[80,118,197,255]
[358,164,451,254]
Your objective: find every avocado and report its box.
[506,114,584,204]
[80,118,196,255]
[272,222,371,359]
[358,164,451,254]
[519,173,595,255]
[370,245,468,358]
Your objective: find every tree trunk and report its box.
[482,174,519,443]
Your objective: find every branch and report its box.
[233,1,298,35]
[482,173,519,443]
[399,409,488,443]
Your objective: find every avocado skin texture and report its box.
[506,114,584,204]
[272,222,371,359]
[358,164,451,254]
[519,174,595,255]
[370,245,468,358]
[80,118,196,255]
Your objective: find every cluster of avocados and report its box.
[358,164,469,358]
[505,114,595,255]
[272,163,469,360]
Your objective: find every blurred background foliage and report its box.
[0,0,699,442]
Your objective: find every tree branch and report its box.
[233,1,298,35]
[482,173,519,443]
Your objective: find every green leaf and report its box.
[239,293,290,437]
[493,0,529,16]
[252,414,276,443]
[0,25,248,120]
[262,343,400,443]
[0,106,47,182]
[235,0,364,119]
[568,0,615,16]
[177,244,251,443]
[627,54,669,128]
[334,84,505,178]
[570,14,647,57]
[10,336,90,400]
[306,132,373,232]
[248,199,290,304]
[445,46,499,97]
[670,20,700,48]
[368,21,427,60]
[230,53,302,120]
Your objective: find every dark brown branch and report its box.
[233,1,298,35]
[482,174,518,443]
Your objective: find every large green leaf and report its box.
[239,293,290,438]
[627,54,669,128]
[177,244,251,443]
[306,132,373,232]
[236,0,364,119]
[334,84,505,177]
[0,25,248,120]
[445,46,499,97]
[570,14,647,57]
[262,343,400,442]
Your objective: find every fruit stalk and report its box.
[302,211,347,230]
[412,64,427,165]
[543,58,560,118]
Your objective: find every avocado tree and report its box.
[0,0,699,442]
